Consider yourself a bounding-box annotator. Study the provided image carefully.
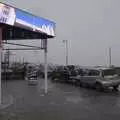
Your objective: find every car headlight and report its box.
[101,81,108,84]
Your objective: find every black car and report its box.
[51,66,69,83]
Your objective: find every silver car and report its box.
[27,71,38,85]
[78,67,120,91]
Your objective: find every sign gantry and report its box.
[0,2,56,105]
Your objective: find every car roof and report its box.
[83,67,115,71]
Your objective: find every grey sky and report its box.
[3,0,120,66]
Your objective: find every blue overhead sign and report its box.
[0,3,56,37]
[15,9,56,36]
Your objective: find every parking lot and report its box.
[1,79,120,120]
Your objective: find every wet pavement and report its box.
[1,79,120,120]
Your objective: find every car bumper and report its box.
[28,80,37,85]
[101,80,120,87]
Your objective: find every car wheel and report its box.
[80,82,87,88]
[113,85,119,91]
[75,80,80,86]
[79,81,83,87]
[95,83,103,92]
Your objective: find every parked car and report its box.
[76,67,120,91]
[27,70,38,85]
[51,66,69,83]
[28,77,37,85]
[67,66,84,85]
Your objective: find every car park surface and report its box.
[1,79,120,120]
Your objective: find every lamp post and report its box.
[63,40,68,66]
[109,47,112,67]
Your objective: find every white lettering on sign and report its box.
[16,18,55,36]
[41,25,55,36]
[33,24,55,36]
[0,3,15,25]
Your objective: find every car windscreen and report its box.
[88,70,100,76]
[102,69,116,77]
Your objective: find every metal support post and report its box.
[44,39,48,94]
[0,28,2,105]
[63,40,68,66]
[66,40,68,66]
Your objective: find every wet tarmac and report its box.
[1,79,120,120]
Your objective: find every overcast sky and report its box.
[3,0,120,66]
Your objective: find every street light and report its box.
[109,47,112,67]
[63,40,68,66]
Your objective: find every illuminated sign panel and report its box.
[15,9,56,36]
[0,3,56,37]
[0,3,16,25]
